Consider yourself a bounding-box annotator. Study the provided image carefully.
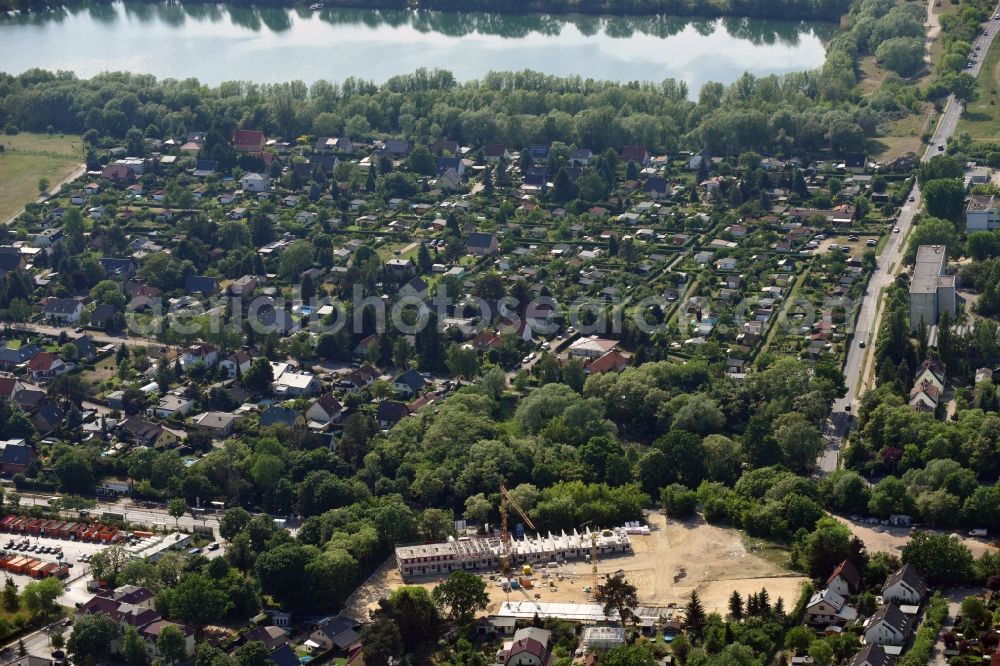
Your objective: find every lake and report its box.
[0,3,835,95]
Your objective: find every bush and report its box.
[3,125,18,135]
[661,484,698,519]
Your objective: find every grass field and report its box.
[0,132,83,224]
[958,23,1000,142]
[869,105,932,160]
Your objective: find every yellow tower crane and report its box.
[499,482,535,586]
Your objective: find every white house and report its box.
[181,343,219,368]
[219,351,252,378]
[804,588,857,627]
[715,257,737,271]
[881,564,927,605]
[43,298,84,324]
[272,371,320,397]
[240,173,270,193]
[862,604,910,647]
[306,395,343,425]
[826,560,862,599]
[140,620,196,659]
[150,394,195,420]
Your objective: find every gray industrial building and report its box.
[909,245,955,332]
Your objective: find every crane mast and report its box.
[499,481,535,582]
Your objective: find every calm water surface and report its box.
[0,4,835,93]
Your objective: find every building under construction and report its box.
[395,527,632,580]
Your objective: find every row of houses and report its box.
[806,561,929,660]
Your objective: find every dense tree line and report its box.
[0,0,936,166]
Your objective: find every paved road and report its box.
[821,6,1000,472]
[13,494,222,534]
[10,322,174,352]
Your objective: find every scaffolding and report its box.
[395,527,632,579]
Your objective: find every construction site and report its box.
[395,527,633,579]
[350,510,808,620]
[395,483,635,584]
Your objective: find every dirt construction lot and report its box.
[836,516,998,558]
[345,513,808,619]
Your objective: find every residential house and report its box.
[307,617,361,652]
[100,258,136,278]
[881,564,927,605]
[120,417,179,449]
[383,139,411,158]
[570,148,593,166]
[240,173,270,193]
[0,440,36,475]
[568,337,618,359]
[621,145,650,166]
[191,411,238,438]
[0,377,24,402]
[234,130,266,153]
[583,350,629,375]
[306,395,344,426]
[220,351,252,378]
[392,369,427,397]
[270,645,299,666]
[89,304,117,330]
[140,620,196,660]
[847,644,893,666]
[804,588,857,627]
[26,352,66,381]
[32,228,63,249]
[913,358,945,393]
[32,403,64,433]
[150,394,195,420]
[185,275,219,296]
[182,343,219,368]
[484,143,509,163]
[400,276,429,299]
[376,401,410,428]
[0,345,40,371]
[467,232,499,256]
[229,276,259,297]
[43,298,83,324]
[501,628,553,666]
[272,371,321,397]
[862,604,910,647]
[244,626,288,652]
[909,380,940,413]
[826,560,862,598]
[259,406,304,429]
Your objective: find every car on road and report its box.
[894,226,901,233]
[208,542,220,551]
[938,144,945,151]
[908,195,915,202]
[859,341,866,348]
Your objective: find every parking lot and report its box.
[814,234,880,257]
[0,532,113,577]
